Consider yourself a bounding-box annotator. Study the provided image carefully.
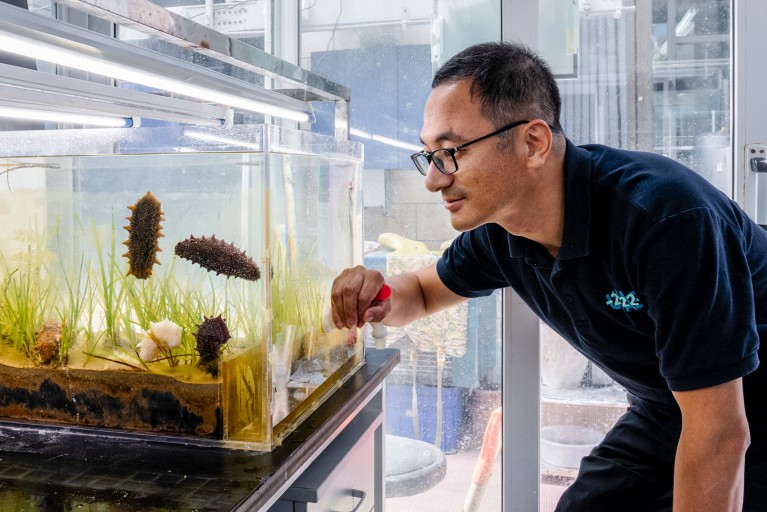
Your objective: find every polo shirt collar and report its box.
[506,138,591,261]
[558,139,591,260]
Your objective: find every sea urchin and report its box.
[194,315,231,376]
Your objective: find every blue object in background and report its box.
[310,45,431,169]
[385,383,465,454]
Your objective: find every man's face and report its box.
[419,80,526,232]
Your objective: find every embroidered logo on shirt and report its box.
[605,290,643,312]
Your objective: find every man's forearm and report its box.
[382,264,466,327]
[381,272,428,327]
[672,427,749,511]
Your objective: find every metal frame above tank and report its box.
[0,0,351,137]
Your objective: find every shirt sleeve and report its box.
[634,207,760,391]
[437,226,510,298]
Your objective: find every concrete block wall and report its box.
[363,168,458,249]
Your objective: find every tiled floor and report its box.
[385,449,569,512]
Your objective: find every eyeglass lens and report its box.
[413,153,430,175]
[432,150,455,174]
[413,149,456,176]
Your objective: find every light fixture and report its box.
[350,128,422,152]
[0,62,230,127]
[0,3,315,124]
[0,105,134,128]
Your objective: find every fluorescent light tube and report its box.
[0,105,133,127]
[0,32,310,124]
[0,62,229,127]
[350,128,422,152]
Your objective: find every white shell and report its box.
[136,334,159,361]
[149,319,182,348]
[137,319,182,361]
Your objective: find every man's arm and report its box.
[672,378,750,512]
[330,262,466,329]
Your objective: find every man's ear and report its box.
[524,120,553,169]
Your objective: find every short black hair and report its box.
[433,41,562,133]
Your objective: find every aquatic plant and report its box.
[80,261,101,354]
[43,218,92,363]
[0,201,337,385]
[54,255,89,364]
[0,238,59,360]
[226,279,264,351]
[270,241,330,360]
[175,274,227,361]
[123,260,179,328]
[92,219,127,345]
[123,261,223,367]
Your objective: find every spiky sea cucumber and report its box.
[194,315,231,376]
[175,235,261,281]
[123,191,164,279]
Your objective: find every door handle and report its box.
[750,156,767,173]
[348,489,367,512]
[329,489,367,512]
[744,145,767,225]
[748,144,767,172]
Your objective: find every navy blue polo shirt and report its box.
[437,140,767,410]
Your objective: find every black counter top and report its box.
[0,347,400,511]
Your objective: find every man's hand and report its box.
[330,266,389,329]
[329,262,466,331]
[672,378,750,512]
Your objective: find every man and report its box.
[329,41,766,511]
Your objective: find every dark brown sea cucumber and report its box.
[194,315,231,376]
[123,191,164,279]
[174,235,261,281]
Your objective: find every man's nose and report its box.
[424,163,452,192]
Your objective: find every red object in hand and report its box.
[324,284,391,335]
[374,284,392,302]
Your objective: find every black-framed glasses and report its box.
[410,119,530,176]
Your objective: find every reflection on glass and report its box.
[301,1,504,510]
[540,1,731,510]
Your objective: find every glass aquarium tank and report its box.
[0,124,364,451]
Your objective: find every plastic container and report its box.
[385,383,464,453]
[540,425,605,469]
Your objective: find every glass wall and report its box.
[536,1,731,510]
[300,2,505,511]
[550,0,731,192]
